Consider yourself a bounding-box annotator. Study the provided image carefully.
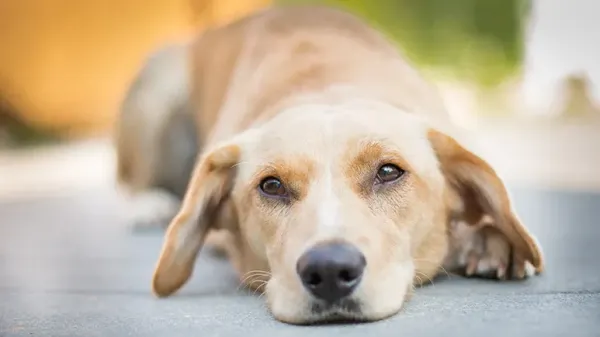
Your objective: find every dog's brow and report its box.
[341,140,412,195]
[346,140,410,171]
[249,157,316,198]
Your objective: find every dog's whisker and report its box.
[240,270,271,281]
[230,160,252,169]
[257,286,268,300]
[415,271,436,287]
[238,274,256,286]
[237,270,272,293]
[235,281,251,293]
[247,279,268,289]
[413,258,452,278]
[437,266,451,278]
[414,274,424,287]
[241,270,271,278]
[237,276,267,291]
[237,276,259,292]
[251,281,268,296]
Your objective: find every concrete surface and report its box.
[1,186,599,336]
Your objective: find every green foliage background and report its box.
[277,0,532,87]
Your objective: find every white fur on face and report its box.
[315,114,343,237]
[316,168,342,235]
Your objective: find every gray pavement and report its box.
[1,186,599,336]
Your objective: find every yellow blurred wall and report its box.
[0,0,269,138]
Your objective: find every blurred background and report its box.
[0,0,598,201]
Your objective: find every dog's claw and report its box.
[496,263,507,280]
[465,254,478,277]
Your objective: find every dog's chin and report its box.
[304,298,365,324]
[271,297,405,325]
[268,294,406,325]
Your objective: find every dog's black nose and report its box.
[296,242,366,303]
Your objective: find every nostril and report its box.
[307,272,322,287]
[338,269,354,283]
[337,266,363,287]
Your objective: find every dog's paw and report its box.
[447,217,536,280]
[126,190,180,230]
[463,226,511,279]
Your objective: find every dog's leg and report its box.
[125,188,181,229]
[115,42,198,230]
[120,104,199,230]
[443,216,537,280]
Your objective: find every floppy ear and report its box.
[428,129,544,274]
[152,142,241,297]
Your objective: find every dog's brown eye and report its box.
[376,164,404,184]
[259,177,288,197]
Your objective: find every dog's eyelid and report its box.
[371,154,408,175]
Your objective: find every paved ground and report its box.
[1,185,599,336]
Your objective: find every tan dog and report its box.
[115,5,544,324]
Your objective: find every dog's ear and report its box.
[152,141,241,297]
[428,129,544,274]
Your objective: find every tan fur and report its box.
[115,5,544,325]
[115,42,191,193]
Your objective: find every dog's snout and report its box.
[296,242,366,303]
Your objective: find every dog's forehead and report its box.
[263,102,423,145]
[240,102,439,178]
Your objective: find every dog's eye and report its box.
[375,164,405,184]
[259,177,288,197]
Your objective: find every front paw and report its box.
[126,190,180,230]
[464,226,511,279]
[447,219,536,281]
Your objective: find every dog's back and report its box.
[190,6,449,145]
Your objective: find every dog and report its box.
[115,5,544,324]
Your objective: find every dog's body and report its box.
[116,6,544,324]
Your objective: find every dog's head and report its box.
[151,101,543,324]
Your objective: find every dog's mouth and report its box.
[305,298,366,324]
